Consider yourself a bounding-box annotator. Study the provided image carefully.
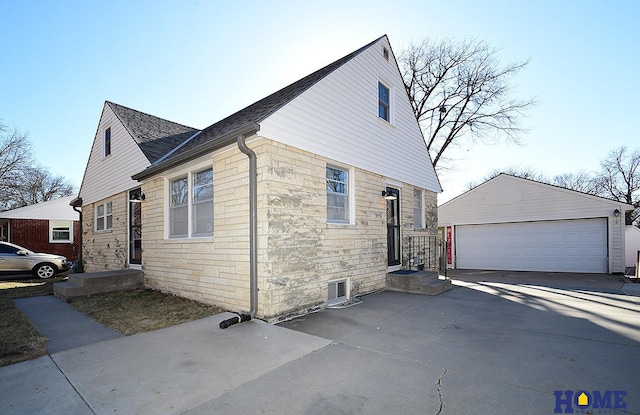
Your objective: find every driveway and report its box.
[2,270,639,414]
[270,270,640,415]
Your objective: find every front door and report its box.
[386,187,401,266]
[129,189,142,266]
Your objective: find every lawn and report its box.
[0,274,222,367]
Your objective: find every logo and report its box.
[554,390,627,413]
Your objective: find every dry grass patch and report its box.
[0,275,66,367]
[68,289,222,336]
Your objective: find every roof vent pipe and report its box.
[236,134,258,319]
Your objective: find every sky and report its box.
[1,0,638,204]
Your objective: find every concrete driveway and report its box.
[271,270,640,415]
[2,270,639,414]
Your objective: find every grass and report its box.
[68,289,222,335]
[0,275,66,367]
[0,274,222,367]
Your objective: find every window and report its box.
[169,167,213,238]
[328,279,349,305]
[326,165,349,223]
[413,189,423,228]
[50,220,73,243]
[104,127,111,157]
[383,46,390,61]
[192,169,214,236]
[96,201,113,231]
[378,82,390,121]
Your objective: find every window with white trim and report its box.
[378,81,390,121]
[169,167,213,238]
[326,165,349,223]
[413,189,423,228]
[50,220,73,243]
[96,201,113,231]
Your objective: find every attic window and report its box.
[378,82,390,122]
[104,127,111,157]
[383,47,389,61]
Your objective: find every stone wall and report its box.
[82,137,439,320]
[82,192,130,271]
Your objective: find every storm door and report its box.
[129,188,143,266]
[385,187,401,266]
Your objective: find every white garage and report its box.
[439,174,633,274]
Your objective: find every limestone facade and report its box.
[82,137,439,320]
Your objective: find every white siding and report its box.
[626,226,640,268]
[259,37,441,194]
[79,103,150,205]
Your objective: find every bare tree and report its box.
[0,121,76,211]
[595,146,640,225]
[11,166,76,208]
[0,122,33,209]
[551,171,598,194]
[398,38,537,169]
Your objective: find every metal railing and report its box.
[403,235,447,277]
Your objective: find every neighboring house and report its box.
[438,174,633,274]
[626,225,640,269]
[0,196,80,261]
[75,35,442,320]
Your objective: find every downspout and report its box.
[219,134,258,329]
[71,198,84,273]
[238,134,258,317]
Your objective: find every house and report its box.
[438,174,633,274]
[626,225,640,269]
[75,35,442,320]
[0,196,80,261]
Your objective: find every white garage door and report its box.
[455,219,608,273]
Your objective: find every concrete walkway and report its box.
[13,296,124,353]
[2,271,640,414]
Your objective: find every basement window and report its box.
[328,278,349,305]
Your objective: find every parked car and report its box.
[0,241,70,278]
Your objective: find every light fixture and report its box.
[129,193,146,203]
[613,209,621,217]
[382,187,398,200]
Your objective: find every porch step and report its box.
[386,270,452,296]
[53,269,144,301]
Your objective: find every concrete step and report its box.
[54,269,144,301]
[386,270,452,295]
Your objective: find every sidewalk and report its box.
[1,301,330,415]
[13,296,124,353]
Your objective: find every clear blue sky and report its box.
[1,0,638,203]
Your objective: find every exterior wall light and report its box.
[129,193,146,203]
[613,208,621,217]
[382,188,398,200]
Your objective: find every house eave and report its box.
[131,123,260,181]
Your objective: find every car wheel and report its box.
[33,263,57,279]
